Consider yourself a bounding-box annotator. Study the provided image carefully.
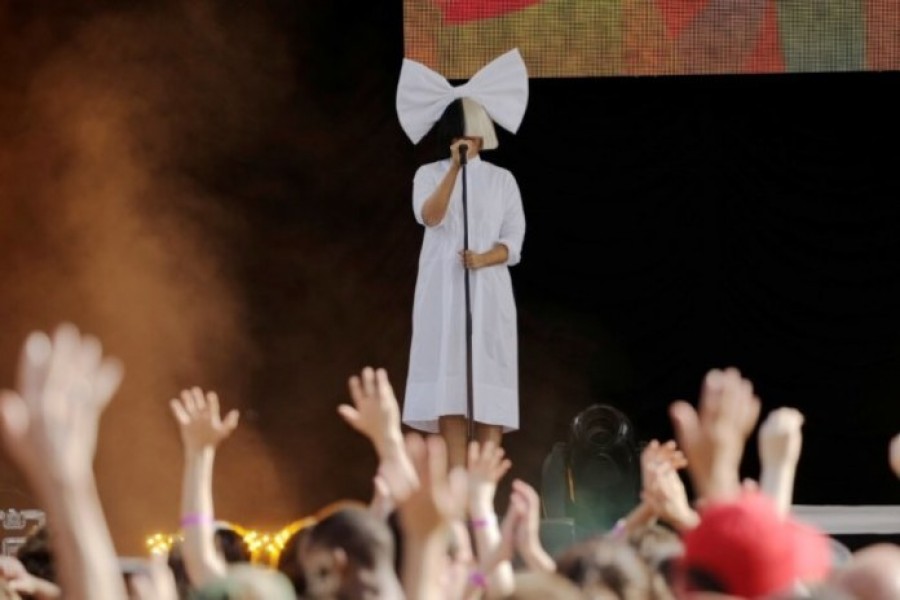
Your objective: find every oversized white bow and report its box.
[396,48,529,144]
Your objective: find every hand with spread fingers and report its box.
[0,323,124,489]
[398,433,468,600]
[170,387,240,453]
[669,367,761,502]
[341,367,419,504]
[170,387,239,588]
[640,440,698,531]
[0,323,128,600]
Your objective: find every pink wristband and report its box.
[607,518,627,539]
[469,570,488,588]
[180,514,213,528]
[470,515,495,529]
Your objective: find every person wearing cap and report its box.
[395,49,529,467]
[672,489,833,599]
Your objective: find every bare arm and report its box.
[758,408,804,516]
[339,367,418,507]
[0,324,128,600]
[669,368,761,503]
[639,440,698,532]
[399,434,468,600]
[467,441,514,598]
[170,388,239,588]
[419,141,472,227]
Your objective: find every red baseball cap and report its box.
[679,490,832,598]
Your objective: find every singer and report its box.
[395,49,530,467]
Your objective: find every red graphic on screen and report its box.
[435,0,544,24]
[744,1,784,73]
[657,0,713,38]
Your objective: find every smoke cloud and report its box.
[0,1,302,553]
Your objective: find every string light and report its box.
[143,517,317,565]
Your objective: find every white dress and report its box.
[403,155,526,433]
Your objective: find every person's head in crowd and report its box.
[508,570,586,600]
[627,523,682,600]
[766,581,856,599]
[555,535,657,599]
[828,542,900,600]
[15,525,55,585]
[214,522,251,564]
[566,404,642,536]
[297,505,402,599]
[275,520,316,597]
[191,563,295,600]
[166,524,253,598]
[672,489,832,599]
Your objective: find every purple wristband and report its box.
[607,518,627,539]
[469,570,488,588]
[180,514,213,528]
[470,515,495,529]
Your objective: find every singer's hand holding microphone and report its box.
[451,140,472,165]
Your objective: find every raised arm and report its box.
[757,407,804,516]
[339,366,418,506]
[0,323,128,600]
[398,433,468,600]
[508,479,556,573]
[466,440,514,598]
[639,440,698,532]
[169,387,239,589]
[669,367,761,503]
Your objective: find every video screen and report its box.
[404,0,900,77]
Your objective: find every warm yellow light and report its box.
[143,516,319,564]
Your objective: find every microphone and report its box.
[458,143,468,165]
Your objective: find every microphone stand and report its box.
[459,144,475,444]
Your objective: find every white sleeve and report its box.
[412,163,440,226]
[497,171,525,266]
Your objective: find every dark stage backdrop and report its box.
[0,1,898,554]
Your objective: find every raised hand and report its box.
[467,440,512,509]
[0,323,123,488]
[340,367,403,454]
[342,367,418,503]
[669,367,761,501]
[399,433,467,539]
[465,440,514,596]
[508,479,555,573]
[757,407,805,516]
[758,408,804,469]
[640,439,687,481]
[399,434,468,600]
[640,440,697,531]
[169,387,239,453]
[0,324,128,600]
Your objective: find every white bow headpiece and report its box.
[396,48,529,144]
